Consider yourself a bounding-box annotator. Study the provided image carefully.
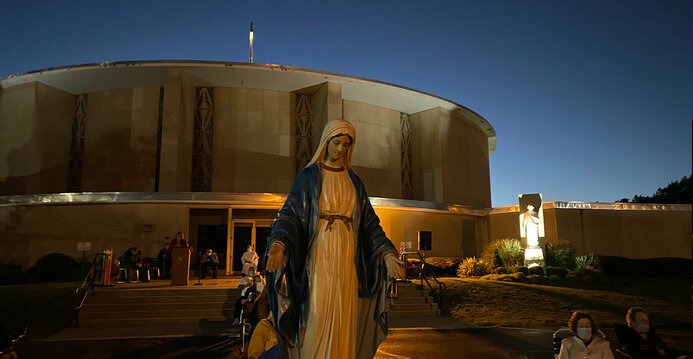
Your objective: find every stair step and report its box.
[86,294,234,305]
[395,290,430,298]
[388,309,439,318]
[393,296,430,304]
[390,303,436,311]
[95,288,240,297]
[78,316,230,326]
[80,309,233,320]
[82,302,234,312]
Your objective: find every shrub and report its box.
[510,272,527,282]
[457,257,489,277]
[494,267,508,275]
[581,274,594,284]
[481,239,524,269]
[528,266,545,276]
[548,274,563,285]
[497,274,516,282]
[496,239,525,268]
[425,257,462,277]
[481,243,503,269]
[527,274,545,285]
[545,266,569,278]
[0,263,25,285]
[25,253,82,282]
[517,266,529,275]
[545,241,576,269]
[575,254,595,271]
[564,273,577,283]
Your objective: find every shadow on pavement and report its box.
[110,336,244,359]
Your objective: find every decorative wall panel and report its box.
[191,87,214,192]
[400,113,413,199]
[67,94,87,192]
[295,94,312,174]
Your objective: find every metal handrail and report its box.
[401,251,448,314]
[73,253,106,325]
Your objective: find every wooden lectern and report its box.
[171,247,191,286]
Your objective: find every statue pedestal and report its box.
[171,247,191,286]
[524,246,544,268]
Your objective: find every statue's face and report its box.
[326,135,351,163]
[527,204,534,211]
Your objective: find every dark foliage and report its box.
[545,242,576,269]
[25,253,82,282]
[528,266,545,276]
[618,174,692,204]
[0,263,25,285]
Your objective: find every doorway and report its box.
[189,208,229,272]
[230,220,274,274]
[198,225,227,270]
[232,223,253,272]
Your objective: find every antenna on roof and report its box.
[249,22,254,63]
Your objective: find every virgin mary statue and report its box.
[265,119,402,359]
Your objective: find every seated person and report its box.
[237,273,251,288]
[615,307,672,359]
[247,312,279,359]
[201,249,219,279]
[232,276,261,325]
[559,311,614,359]
[119,247,142,282]
[255,274,266,293]
[156,242,172,278]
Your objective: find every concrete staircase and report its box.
[78,288,241,326]
[388,281,439,318]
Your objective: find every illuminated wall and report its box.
[81,87,160,191]
[0,82,73,194]
[409,107,491,208]
[488,202,692,259]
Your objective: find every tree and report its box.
[618,175,692,204]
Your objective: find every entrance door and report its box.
[232,223,253,272]
[198,225,227,270]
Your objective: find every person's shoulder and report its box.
[561,336,580,348]
[592,336,610,346]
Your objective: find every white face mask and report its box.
[577,328,592,341]
[634,323,650,333]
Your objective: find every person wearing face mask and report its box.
[616,307,672,359]
[559,311,614,359]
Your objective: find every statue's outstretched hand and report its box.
[384,253,403,279]
[266,243,285,272]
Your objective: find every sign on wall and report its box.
[76,242,92,251]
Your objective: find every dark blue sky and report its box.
[1,0,690,207]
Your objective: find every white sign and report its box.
[77,242,92,251]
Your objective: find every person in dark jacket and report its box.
[157,242,172,278]
[119,247,142,282]
[615,307,673,359]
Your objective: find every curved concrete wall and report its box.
[0,64,494,207]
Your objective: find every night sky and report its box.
[1,0,690,207]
